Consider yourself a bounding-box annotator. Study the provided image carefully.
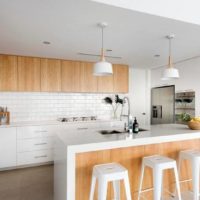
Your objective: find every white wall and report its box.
[129,68,151,125]
[151,57,200,115]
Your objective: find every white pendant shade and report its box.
[161,67,179,81]
[161,34,180,81]
[93,22,113,76]
[93,60,113,76]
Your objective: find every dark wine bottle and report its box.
[133,117,139,134]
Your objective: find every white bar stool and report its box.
[138,155,182,200]
[89,162,132,200]
[179,149,200,200]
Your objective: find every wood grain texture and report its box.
[80,62,98,92]
[76,139,200,200]
[0,55,18,91]
[0,54,129,93]
[113,64,129,93]
[17,56,41,91]
[110,146,144,198]
[61,60,81,92]
[97,76,114,93]
[40,58,61,92]
[76,150,111,200]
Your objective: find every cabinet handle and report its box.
[34,142,47,146]
[77,127,88,130]
[34,130,48,133]
[34,155,48,159]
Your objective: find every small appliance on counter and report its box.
[0,107,10,125]
[57,116,97,123]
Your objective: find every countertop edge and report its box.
[67,131,200,154]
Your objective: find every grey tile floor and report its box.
[0,164,53,200]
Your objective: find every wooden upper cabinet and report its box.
[40,59,61,92]
[113,64,129,93]
[0,55,18,91]
[80,62,98,92]
[17,56,41,91]
[0,54,129,93]
[61,60,81,92]
[97,76,114,93]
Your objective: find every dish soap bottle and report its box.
[133,117,139,133]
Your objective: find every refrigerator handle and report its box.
[160,106,162,119]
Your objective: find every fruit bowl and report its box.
[188,121,200,130]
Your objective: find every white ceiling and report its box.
[92,0,200,26]
[1,0,200,69]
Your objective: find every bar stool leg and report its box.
[124,173,132,200]
[98,178,108,200]
[192,160,200,200]
[113,180,120,200]
[173,165,182,200]
[153,168,163,200]
[89,175,96,200]
[137,162,145,200]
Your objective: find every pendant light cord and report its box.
[101,26,105,60]
[102,26,104,51]
[168,36,173,68]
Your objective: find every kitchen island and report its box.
[54,124,200,200]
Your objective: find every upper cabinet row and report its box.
[0,55,129,93]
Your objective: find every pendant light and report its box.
[93,22,113,76]
[161,35,180,80]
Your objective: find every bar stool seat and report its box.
[179,149,200,200]
[138,155,182,200]
[89,162,132,200]
[143,155,177,169]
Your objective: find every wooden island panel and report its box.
[76,139,200,200]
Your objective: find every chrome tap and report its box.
[120,97,132,131]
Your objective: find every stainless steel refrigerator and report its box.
[151,85,175,124]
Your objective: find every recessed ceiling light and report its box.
[43,41,51,45]
[154,54,160,58]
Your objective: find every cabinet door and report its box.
[41,59,61,92]
[0,128,17,168]
[61,60,81,92]
[0,55,18,91]
[97,75,114,93]
[80,62,98,92]
[113,64,129,93]
[18,56,41,91]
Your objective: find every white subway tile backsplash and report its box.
[0,92,123,122]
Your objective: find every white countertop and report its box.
[0,119,120,128]
[57,124,200,153]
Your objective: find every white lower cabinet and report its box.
[17,149,53,165]
[17,125,59,139]
[16,125,59,166]
[17,137,54,153]
[0,121,121,169]
[0,128,17,168]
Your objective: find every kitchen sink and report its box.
[99,128,148,135]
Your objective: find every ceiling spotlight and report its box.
[43,41,51,45]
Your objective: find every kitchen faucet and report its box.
[120,97,132,131]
